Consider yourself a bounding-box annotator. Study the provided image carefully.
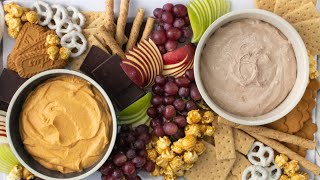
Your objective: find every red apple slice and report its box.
[120,62,146,87]
[125,53,149,84]
[163,56,188,70]
[137,43,157,87]
[162,44,196,65]
[148,39,164,72]
[140,40,160,76]
[129,48,153,87]
[165,56,193,77]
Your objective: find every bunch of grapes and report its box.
[151,3,193,54]
[147,69,202,140]
[100,125,155,180]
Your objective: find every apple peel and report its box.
[120,62,146,87]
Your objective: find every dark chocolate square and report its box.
[80,45,111,76]
[0,69,27,104]
[113,83,146,111]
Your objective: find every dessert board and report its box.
[0,0,320,180]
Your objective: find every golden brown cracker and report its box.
[126,8,145,52]
[284,107,305,134]
[214,124,236,160]
[254,0,276,11]
[226,174,238,180]
[299,119,317,140]
[274,0,314,16]
[293,18,320,55]
[265,117,289,133]
[230,152,251,179]
[82,11,104,28]
[184,141,236,180]
[141,17,155,40]
[15,49,67,78]
[115,0,129,47]
[233,129,255,155]
[283,2,320,24]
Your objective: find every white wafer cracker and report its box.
[61,30,87,58]
[32,0,53,26]
[67,6,86,27]
[48,4,68,30]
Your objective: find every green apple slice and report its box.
[200,0,212,28]
[225,1,231,14]
[205,0,214,23]
[119,106,147,121]
[188,3,203,42]
[191,0,207,33]
[0,144,20,174]
[118,93,152,117]
[215,0,221,19]
[132,115,150,127]
[119,107,149,125]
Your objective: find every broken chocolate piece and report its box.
[0,69,27,106]
[80,45,111,75]
[113,83,146,110]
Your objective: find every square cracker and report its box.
[184,141,236,180]
[214,124,236,160]
[284,2,320,24]
[274,0,314,16]
[230,152,251,179]
[82,11,104,28]
[233,129,255,155]
[293,18,320,55]
[254,0,276,12]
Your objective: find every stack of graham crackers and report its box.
[69,0,155,70]
[255,0,320,55]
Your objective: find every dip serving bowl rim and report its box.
[6,69,118,180]
[194,9,309,125]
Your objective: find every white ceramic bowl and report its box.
[194,9,309,125]
[6,69,117,180]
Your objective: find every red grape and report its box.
[150,118,162,129]
[126,133,136,143]
[186,100,197,111]
[147,107,158,118]
[111,169,124,179]
[173,18,186,28]
[164,81,179,95]
[173,99,185,111]
[163,105,176,119]
[163,3,174,12]
[165,40,178,52]
[173,116,187,128]
[178,37,187,43]
[135,124,149,134]
[144,160,156,172]
[138,149,148,158]
[161,11,174,24]
[181,111,188,117]
[102,174,116,180]
[153,125,165,136]
[178,87,190,97]
[166,27,182,41]
[132,156,147,168]
[156,105,165,114]
[122,162,136,175]
[113,152,127,166]
[151,30,167,45]
[126,175,141,180]
[182,26,193,38]
[185,69,195,81]
[120,125,131,132]
[190,86,202,101]
[155,75,166,85]
[100,162,114,175]
[184,16,190,25]
[134,139,146,150]
[172,128,185,140]
[163,23,173,31]
[166,76,175,82]
[153,8,163,18]
[126,149,137,160]
[152,95,163,107]
[175,76,191,87]
[152,84,164,95]
[163,122,178,135]
[155,25,164,31]
[138,132,151,144]
[173,4,188,17]
[164,96,175,105]
[158,45,167,54]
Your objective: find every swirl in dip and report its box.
[200,19,297,117]
[20,75,111,173]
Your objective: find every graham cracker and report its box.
[293,18,320,55]
[226,174,238,180]
[284,2,320,24]
[82,11,104,28]
[254,0,276,11]
[214,124,236,160]
[230,152,251,179]
[87,15,106,29]
[184,141,236,180]
[233,129,255,155]
[274,0,314,16]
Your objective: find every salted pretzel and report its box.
[247,141,274,167]
[32,0,53,26]
[48,4,68,30]
[61,30,87,58]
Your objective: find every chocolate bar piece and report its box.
[80,45,111,76]
[0,69,27,109]
[113,83,146,111]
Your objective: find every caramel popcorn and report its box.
[291,173,309,180]
[151,165,161,176]
[308,50,319,79]
[46,34,60,46]
[169,156,184,172]
[147,148,158,162]
[183,151,198,164]
[7,18,21,29]
[171,141,184,154]
[150,135,159,147]
[181,135,197,151]
[185,124,201,137]
[4,2,17,13]
[10,4,24,18]
[156,156,169,168]
[5,14,14,24]
[299,172,309,179]
[164,165,174,177]
[59,47,71,60]
[202,111,214,124]
[284,160,299,177]
[204,125,215,136]
[26,11,38,24]
[156,136,171,153]
[47,46,60,61]
[280,175,290,180]
[182,163,193,171]
[164,174,177,180]
[161,149,175,161]
[193,141,206,155]
[275,154,289,169]
[8,28,20,39]
[187,110,202,124]
[22,168,34,180]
